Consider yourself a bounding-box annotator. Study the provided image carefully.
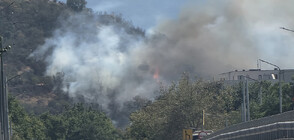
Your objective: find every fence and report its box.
[205,110,294,140]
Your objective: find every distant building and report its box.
[218,69,294,84]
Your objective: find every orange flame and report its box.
[153,68,159,81]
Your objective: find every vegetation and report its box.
[0,0,144,115]
[1,0,294,139]
[9,95,46,139]
[8,72,294,139]
[125,75,294,140]
[9,94,122,140]
[126,74,236,140]
[248,81,294,119]
[1,0,139,139]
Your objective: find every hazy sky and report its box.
[61,0,200,29]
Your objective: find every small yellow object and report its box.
[203,110,205,126]
[183,129,193,140]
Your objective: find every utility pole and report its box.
[0,36,4,140]
[242,77,246,122]
[5,75,21,140]
[246,79,250,121]
[0,36,11,140]
[0,3,15,139]
[3,78,8,140]
[259,82,263,105]
[279,70,282,113]
[241,103,244,122]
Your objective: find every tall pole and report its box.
[246,79,250,121]
[242,78,246,122]
[1,49,6,140]
[202,110,205,130]
[0,36,11,140]
[241,103,244,122]
[0,36,7,140]
[0,36,3,140]
[4,78,9,140]
[259,83,263,105]
[279,70,282,113]
[5,75,21,140]
[259,59,282,113]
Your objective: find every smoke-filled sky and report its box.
[59,0,198,29]
[33,0,294,127]
[57,0,294,69]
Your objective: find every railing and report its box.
[205,110,294,140]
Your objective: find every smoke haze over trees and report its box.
[1,0,294,137]
[30,0,294,127]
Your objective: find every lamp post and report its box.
[259,59,282,113]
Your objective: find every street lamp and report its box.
[259,59,282,113]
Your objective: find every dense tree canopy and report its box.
[126,74,236,140]
[9,95,46,139]
[126,75,294,139]
[9,94,122,140]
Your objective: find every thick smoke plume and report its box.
[31,0,294,127]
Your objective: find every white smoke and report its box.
[31,0,294,126]
[30,14,158,112]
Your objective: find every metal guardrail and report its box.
[205,110,294,140]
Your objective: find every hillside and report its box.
[0,0,145,117]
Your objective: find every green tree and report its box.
[8,94,46,140]
[127,74,235,140]
[242,81,294,120]
[62,104,122,140]
[40,104,122,140]
[66,0,86,12]
[40,112,66,140]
